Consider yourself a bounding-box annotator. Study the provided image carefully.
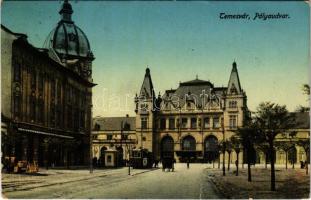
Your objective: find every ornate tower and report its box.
[224,62,247,131]
[135,68,156,153]
[43,0,94,82]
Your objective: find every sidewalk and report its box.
[2,167,157,193]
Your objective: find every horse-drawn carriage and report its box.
[162,157,176,172]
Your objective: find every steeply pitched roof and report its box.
[227,62,242,94]
[290,112,310,129]
[139,68,155,98]
[93,117,136,131]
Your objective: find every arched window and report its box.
[182,135,196,151]
[205,136,218,152]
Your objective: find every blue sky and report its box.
[2,1,309,117]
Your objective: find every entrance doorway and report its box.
[204,135,219,163]
[161,136,174,159]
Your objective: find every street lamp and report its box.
[122,116,132,176]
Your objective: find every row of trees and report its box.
[216,84,310,191]
[217,101,309,191]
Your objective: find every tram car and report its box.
[130,149,153,169]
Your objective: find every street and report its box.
[2,163,222,199]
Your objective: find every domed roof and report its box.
[43,0,93,59]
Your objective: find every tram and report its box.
[130,149,153,169]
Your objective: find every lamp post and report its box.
[122,116,131,176]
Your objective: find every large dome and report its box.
[43,0,93,59]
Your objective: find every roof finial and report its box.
[145,67,150,75]
[233,60,237,69]
[59,0,73,22]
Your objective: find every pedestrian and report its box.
[300,161,304,169]
[92,157,97,168]
[162,159,165,172]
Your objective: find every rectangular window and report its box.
[132,151,141,158]
[229,101,237,108]
[181,118,188,129]
[30,96,36,121]
[204,117,210,129]
[38,74,44,95]
[169,118,175,130]
[38,99,44,123]
[107,155,112,163]
[107,134,113,140]
[31,70,36,89]
[13,94,21,118]
[191,118,197,129]
[213,117,220,129]
[51,79,56,100]
[67,105,72,128]
[14,63,21,82]
[160,118,166,129]
[229,115,237,128]
[141,117,147,129]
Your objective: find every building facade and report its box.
[135,63,248,163]
[92,63,309,165]
[92,116,137,166]
[133,63,309,164]
[1,0,95,167]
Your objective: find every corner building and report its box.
[135,62,248,163]
[1,0,95,167]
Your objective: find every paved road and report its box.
[3,163,221,199]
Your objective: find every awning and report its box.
[18,128,74,139]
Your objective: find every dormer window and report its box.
[230,83,238,94]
